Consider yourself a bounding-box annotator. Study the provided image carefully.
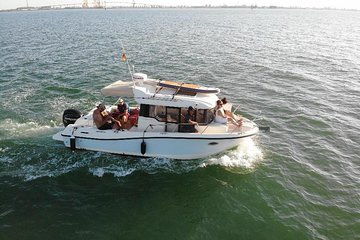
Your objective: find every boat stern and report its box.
[52,131,64,141]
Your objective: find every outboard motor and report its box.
[133,73,147,85]
[62,109,82,127]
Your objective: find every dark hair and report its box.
[216,100,222,105]
[221,97,228,104]
[188,106,194,111]
[97,103,105,108]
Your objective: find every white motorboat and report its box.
[53,73,259,160]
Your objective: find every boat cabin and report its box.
[101,73,223,133]
[138,104,214,132]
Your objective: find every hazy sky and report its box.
[1,0,360,10]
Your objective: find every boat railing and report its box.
[232,104,241,113]
[142,122,204,132]
[142,122,232,135]
[229,103,244,121]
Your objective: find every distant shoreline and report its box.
[1,5,359,13]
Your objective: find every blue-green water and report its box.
[1,8,360,239]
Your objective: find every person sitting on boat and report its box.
[112,99,129,125]
[221,97,244,124]
[182,106,198,133]
[93,103,121,130]
[215,100,242,127]
[117,98,129,124]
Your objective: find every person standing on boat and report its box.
[93,103,121,130]
[182,106,198,133]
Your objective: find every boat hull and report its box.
[54,126,257,160]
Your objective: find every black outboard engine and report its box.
[62,109,82,127]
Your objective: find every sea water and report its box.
[0,8,359,239]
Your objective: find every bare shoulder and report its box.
[93,109,101,119]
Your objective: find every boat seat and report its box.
[198,122,228,134]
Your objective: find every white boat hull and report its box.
[54,125,258,160]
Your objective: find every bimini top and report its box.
[101,73,220,109]
[158,80,220,94]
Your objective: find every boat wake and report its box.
[202,138,263,170]
[1,144,263,181]
[0,118,60,140]
[0,119,263,181]
[88,157,198,177]
[88,138,264,178]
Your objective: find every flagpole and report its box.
[120,42,134,84]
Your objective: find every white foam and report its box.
[0,118,60,140]
[87,156,199,178]
[86,139,263,178]
[202,138,263,169]
[90,166,136,177]
[2,136,263,181]
[19,154,93,181]
[0,147,9,153]
[91,167,106,177]
[6,87,36,107]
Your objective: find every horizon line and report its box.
[1,4,360,12]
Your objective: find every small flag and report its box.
[121,53,127,62]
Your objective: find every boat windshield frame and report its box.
[139,104,215,132]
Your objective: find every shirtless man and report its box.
[93,103,121,130]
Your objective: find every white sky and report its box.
[1,0,360,10]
